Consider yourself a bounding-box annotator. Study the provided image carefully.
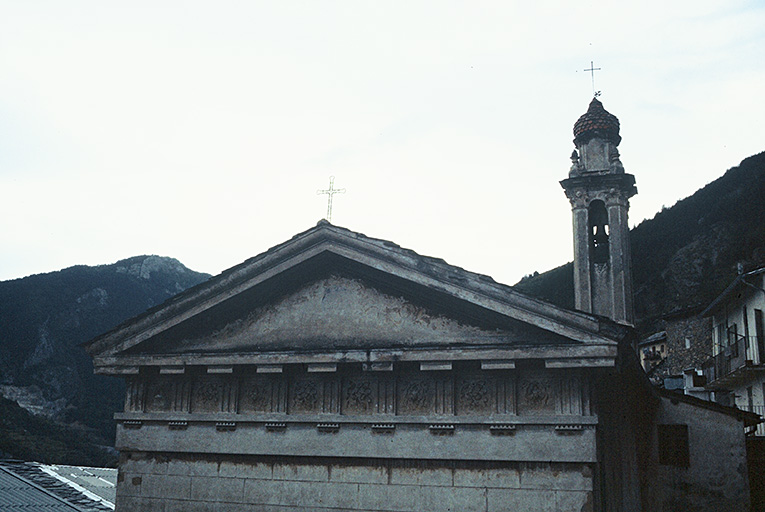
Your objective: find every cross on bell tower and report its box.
[583,61,602,97]
[561,98,637,325]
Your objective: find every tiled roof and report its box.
[39,465,116,509]
[701,266,765,317]
[0,462,116,511]
[639,331,667,347]
[573,97,621,146]
[0,466,83,511]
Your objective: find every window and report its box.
[716,323,726,354]
[658,424,690,467]
[729,324,739,357]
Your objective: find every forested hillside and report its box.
[0,256,209,464]
[515,151,765,322]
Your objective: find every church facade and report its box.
[86,99,755,511]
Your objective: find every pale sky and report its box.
[1,1,763,286]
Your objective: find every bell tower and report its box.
[561,98,637,325]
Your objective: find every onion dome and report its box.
[573,97,621,146]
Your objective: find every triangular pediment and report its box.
[126,275,569,356]
[86,222,623,369]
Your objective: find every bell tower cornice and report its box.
[561,174,637,209]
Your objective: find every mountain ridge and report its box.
[0,255,210,463]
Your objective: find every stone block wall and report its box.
[116,453,594,512]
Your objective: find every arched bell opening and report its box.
[588,200,610,264]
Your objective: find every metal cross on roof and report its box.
[316,176,345,223]
[584,60,602,97]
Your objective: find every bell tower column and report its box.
[561,98,637,325]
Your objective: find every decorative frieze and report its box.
[120,366,590,422]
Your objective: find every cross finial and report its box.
[584,60,601,97]
[316,176,345,223]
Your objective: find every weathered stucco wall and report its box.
[116,453,594,512]
[644,396,750,511]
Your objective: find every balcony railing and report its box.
[739,405,765,437]
[701,335,765,388]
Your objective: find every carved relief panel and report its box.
[456,376,492,415]
[143,377,190,413]
[191,377,226,413]
[289,379,319,413]
[517,375,556,415]
[146,378,173,412]
[342,377,376,415]
[455,374,517,415]
[239,377,286,413]
[289,377,339,414]
[397,378,435,415]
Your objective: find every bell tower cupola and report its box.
[561,98,637,325]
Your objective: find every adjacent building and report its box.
[702,267,765,433]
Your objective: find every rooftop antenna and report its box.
[317,176,345,223]
[584,60,602,97]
